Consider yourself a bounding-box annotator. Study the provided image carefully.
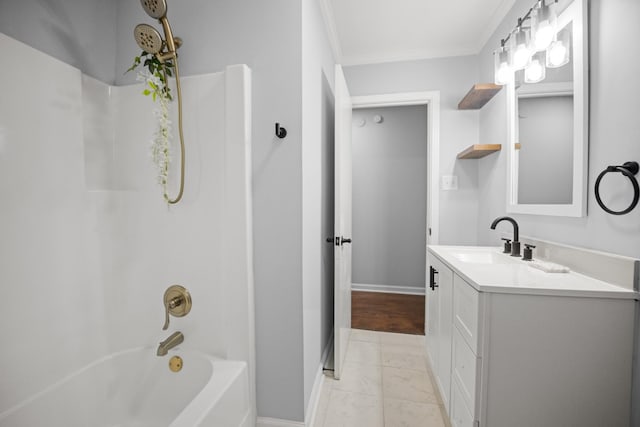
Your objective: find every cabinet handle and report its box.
[429,266,439,290]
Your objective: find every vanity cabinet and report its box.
[426,247,636,427]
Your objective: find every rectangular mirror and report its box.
[506,0,588,217]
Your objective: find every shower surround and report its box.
[0,33,255,424]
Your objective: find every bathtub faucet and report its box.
[157,331,184,356]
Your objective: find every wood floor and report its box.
[351,291,425,335]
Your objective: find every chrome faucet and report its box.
[157,331,184,356]
[490,216,521,257]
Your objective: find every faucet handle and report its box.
[523,244,536,261]
[501,238,512,254]
[162,285,192,330]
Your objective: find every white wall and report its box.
[344,56,481,246]
[351,105,427,290]
[0,35,254,421]
[0,33,108,413]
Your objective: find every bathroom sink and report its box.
[452,252,510,264]
[441,247,520,265]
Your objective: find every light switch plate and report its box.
[442,175,458,190]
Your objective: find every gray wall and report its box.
[352,105,427,289]
[301,0,336,416]
[0,0,117,84]
[344,55,482,247]
[476,0,640,258]
[476,0,640,423]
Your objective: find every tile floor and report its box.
[312,329,451,427]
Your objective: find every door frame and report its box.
[350,91,441,246]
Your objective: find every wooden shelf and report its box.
[458,83,502,110]
[457,144,502,159]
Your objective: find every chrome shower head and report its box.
[134,24,163,54]
[140,0,167,19]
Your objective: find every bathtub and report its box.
[0,347,251,427]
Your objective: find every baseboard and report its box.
[352,282,425,295]
[305,364,326,427]
[256,417,305,427]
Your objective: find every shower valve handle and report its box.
[162,285,192,330]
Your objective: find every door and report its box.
[333,65,353,379]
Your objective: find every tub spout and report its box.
[157,331,184,356]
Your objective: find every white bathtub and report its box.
[0,347,251,427]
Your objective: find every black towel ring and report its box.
[594,161,639,215]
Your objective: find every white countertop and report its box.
[429,245,638,299]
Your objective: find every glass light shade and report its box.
[510,27,531,70]
[524,52,546,83]
[531,1,557,51]
[494,47,511,85]
[546,28,570,68]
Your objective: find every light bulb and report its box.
[548,42,567,66]
[496,63,511,85]
[546,28,570,68]
[531,1,557,51]
[494,47,511,85]
[509,26,531,70]
[525,52,546,83]
[533,23,554,50]
[513,45,531,70]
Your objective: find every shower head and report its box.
[140,0,167,19]
[134,24,164,54]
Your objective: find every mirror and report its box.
[506,0,588,217]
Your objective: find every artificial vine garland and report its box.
[126,52,175,202]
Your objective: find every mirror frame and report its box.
[506,0,588,217]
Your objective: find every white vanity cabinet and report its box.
[426,246,637,427]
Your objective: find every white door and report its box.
[333,65,353,380]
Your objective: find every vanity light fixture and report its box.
[525,51,546,83]
[493,0,569,85]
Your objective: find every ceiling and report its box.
[319,0,517,66]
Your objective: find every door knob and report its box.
[340,237,352,245]
[326,237,335,243]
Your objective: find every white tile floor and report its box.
[312,329,451,427]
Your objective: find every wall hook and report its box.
[275,123,287,139]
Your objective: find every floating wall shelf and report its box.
[457,144,502,159]
[458,83,502,110]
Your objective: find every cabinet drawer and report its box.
[453,274,479,353]
[452,326,479,413]
[451,379,475,427]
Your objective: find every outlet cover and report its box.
[442,175,459,190]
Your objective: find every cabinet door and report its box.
[427,254,454,411]
[426,258,440,368]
